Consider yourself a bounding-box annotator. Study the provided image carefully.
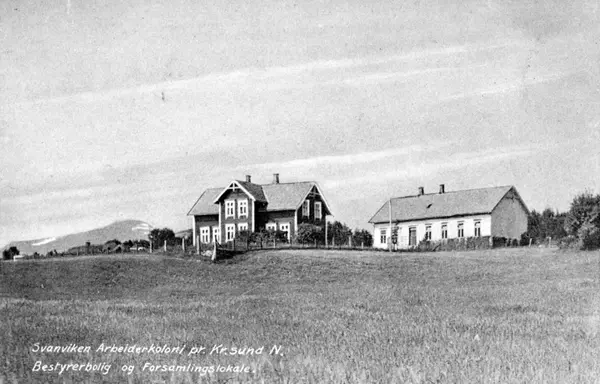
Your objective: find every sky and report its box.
[1,0,599,245]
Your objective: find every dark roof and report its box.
[188,181,330,216]
[369,186,523,224]
[235,180,268,202]
[261,182,314,211]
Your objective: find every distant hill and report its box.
[4,220,153,255]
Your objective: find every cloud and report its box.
[441,71,577,101]
[242,142,453,172]
[323,145,541,190]
[4,39,529,107]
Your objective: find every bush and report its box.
[2,246,19,260]
[579,225,600,250]
[519,233,534,246]
[511,238,519,247]
[295,223,324,244]
[558,235,579,249]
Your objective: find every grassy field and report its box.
[0,248,598,383]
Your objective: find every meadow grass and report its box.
[0,248,598,383]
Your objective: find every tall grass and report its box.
[0,248,598,383]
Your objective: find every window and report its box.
[238,222,248,232]
[441,223,448,239]
[409,227,417,246]
[213,227,220,243]
[200,227,210,244]
[225,224,235,241]
[225,200,235,218]
[474,221,481,237]
[266,223,277,231]
[279,223,290,240]
[425,225,432,240]
[380,229,387,245]
[457,222,464,238]
[314,201,322,220]
[302,200,310,217]
[238,199,248,218]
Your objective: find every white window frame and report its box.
[237,222,248,233]
[380,228,387,245]
[279,222,290,240]
[266,223,277,231]
[200,227,210,244]
[225,200,235,218]
[441,223,448,239]
[213,227,220,243]
[314,201,322,220]
[409,227,417,246]
[474,220,481,237]
[225,224,235,241]
[238,199,248,218]
[425,225,432,241]
[302,200,310,217]
[457,222,464,238]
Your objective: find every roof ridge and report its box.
[260,181,314,186]
[390,185,513,200]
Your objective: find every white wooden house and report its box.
[368,184,529,249]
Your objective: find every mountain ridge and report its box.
[4,220,154,254]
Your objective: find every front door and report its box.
[409,227,417,246]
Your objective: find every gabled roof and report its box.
[261,182,315,211]
[369,185,525,224]
[213,180,268,203]
[188,181,332,216]
[235,180,267,202]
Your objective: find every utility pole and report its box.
[325,215,328,248]
[388,198,392,252]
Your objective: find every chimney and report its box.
[245,175,251,183]
[273,173,280,184]
[418,186,424,196]
[439,184,445,194]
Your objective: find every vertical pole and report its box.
[388,198,392,252]
[182,237,185,252]
[196,235,200,254]
[325,216,328,249]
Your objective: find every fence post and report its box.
[196,236,200,254]
[182,237,185,252]
[349,235,352,248]
[529,238,532,247]
[361,242,364,249]
[212,242,217,262]
[164,240,167,252]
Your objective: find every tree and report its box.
[527,208,567,242]
[352,229,373,247]
[327,221,352,246]
[565,191,600,236]
[3,246,19,260]
[295,223,324,244]
[564,191,600,250]
[149,228,176,249]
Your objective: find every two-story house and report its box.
[187,174,332,245]
[369,184,529,249]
